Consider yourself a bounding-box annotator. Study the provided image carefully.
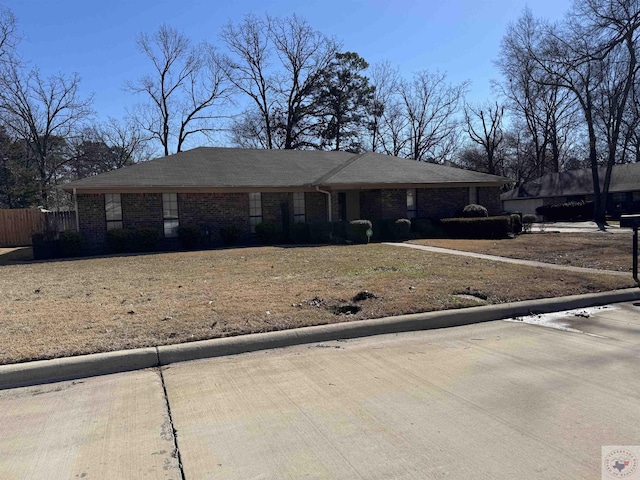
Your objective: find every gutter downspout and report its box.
[73,188,79,232]
[315,186,332,222]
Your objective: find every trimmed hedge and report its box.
[135,228,160,252]
[411,218,447,239]
[219,225,240,247]
[371,218,412,241]
[440,216,512,239]
[347,219,373,244]
[510,214,522,235]
[255,221,279,245]
[106,228,130,253]
[536,200,594,221]
[290,222,311,244]
[178,226,203,250]
[462,204,489,218]
[58,231,84,257]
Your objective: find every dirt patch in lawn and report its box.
[0,244,634,364]
[410,232,634,272]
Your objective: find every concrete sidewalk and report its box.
[2,301,639,479]
[530,221,629,233]
[386,241,631,276]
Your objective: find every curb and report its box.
[2,287,639,390]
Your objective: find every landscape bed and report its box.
[0,241,634,364]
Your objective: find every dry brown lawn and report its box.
[0,243,634,365]
[410,232,634,272]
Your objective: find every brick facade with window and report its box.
[76,186,503,253]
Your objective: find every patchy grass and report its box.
[0,243,634,365]
[410,232,634,272]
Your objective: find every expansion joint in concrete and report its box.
[156,347,186,480]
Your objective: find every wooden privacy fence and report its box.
[0,209,77,247]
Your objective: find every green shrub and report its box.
[255,221,279,245]
[219,224,240,247]
[370,219,395,241]
[522,214,537,233]
[134,227,160,252]
[347,219,372,244]
[58,230,84,257]
[462,204,489,218]
[307,222,332,243]
[178,226,203,250]
[440,216,511,239]
[106,228,131,253]
[290,222,310,244]
[535,201,593,221]
[394,218,412,240]
[412,218,446,238]
[510,214,522,235]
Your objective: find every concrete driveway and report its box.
[1,301,639,479]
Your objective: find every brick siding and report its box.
[76,186,504,253]
[179,193,250,243]
[361,189,407,220]
[478,187,502,215]
[77,194,106,254]
[416,187,468,218]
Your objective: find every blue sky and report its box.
[4,0,571,124]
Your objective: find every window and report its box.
[293,192,306,223]
[105,193,123,230]
[163,193,179,238]
[249,192,262,233]
[407,189,417,219]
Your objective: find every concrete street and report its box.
[1,301,639,479]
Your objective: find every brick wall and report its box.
[77,194,106,254]
[361,189,407,220]
[179,193,250,243]
[122,193,163,231]
[478,187,502,215]
[262,192,290,228]
[416,187,469,218]
[306,192,327,222]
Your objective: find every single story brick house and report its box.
[501,163,640,218]
[62,147,508,252]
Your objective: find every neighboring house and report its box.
[62,147,508,252]
[502,163,640,218]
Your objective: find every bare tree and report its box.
[497,10,577,178]
[366,61,399,152]
[0,6,18,64]
[503,1,640,226]
[222,14,338,150]
[221,15,276,149]
[268,14,339,149]
[464,102,505,175]
[398,71,467,162]
[129,24,230,156]
[0,65,93,207]
[97,117,152,167]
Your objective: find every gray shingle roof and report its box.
[63,147,507,192]
[501,163,640,200]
